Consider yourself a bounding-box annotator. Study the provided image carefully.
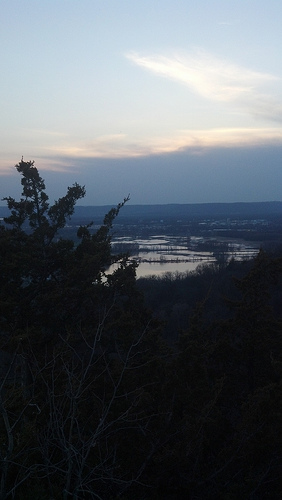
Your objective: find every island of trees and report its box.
[1,159,282,499]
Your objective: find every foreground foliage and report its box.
[0,160,163,499]
[1,160,282,499]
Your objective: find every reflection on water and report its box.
[110,235,259,279]
[108,258,210,279]
[134,259,208,278]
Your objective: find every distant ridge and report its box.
[72,202,282,220]
[1,202,282,221]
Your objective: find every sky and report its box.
[1,0,282,205]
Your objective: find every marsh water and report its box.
[111,235,260,278]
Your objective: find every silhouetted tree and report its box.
[0,160,164,499]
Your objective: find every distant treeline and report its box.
[73,201,282,221]
[2,201,282,222]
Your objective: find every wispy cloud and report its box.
[0,157,74,176]
[46,128,282,160]
[126,49,282,123]
[3,127,282,174]
[0,128,72,174]
[47,134,137,159]
[0,160,15,176]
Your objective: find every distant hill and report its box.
[72,202,282,221]
[1,202,282,223]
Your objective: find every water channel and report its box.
[111,235,260,279]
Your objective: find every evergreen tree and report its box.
[0,160,163,499]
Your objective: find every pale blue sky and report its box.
[1,0,282,204]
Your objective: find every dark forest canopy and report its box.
[1,159,282,499]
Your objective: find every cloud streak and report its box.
[3,127,282,175]
[126,49,282,123]
[45,128,282,160]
